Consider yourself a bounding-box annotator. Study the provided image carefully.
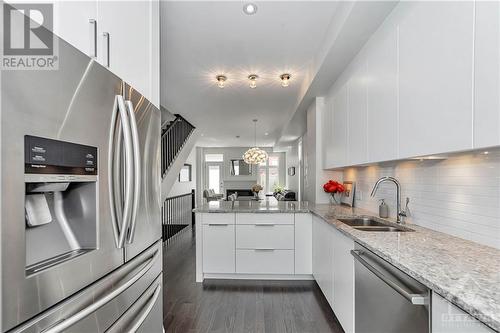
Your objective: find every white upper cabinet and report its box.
[366,23,398,163]
[52,1,160,107]
[347,60,368,165]
[98,1,151,99]
[398,1,474,158]
[473,1,500,149]
[323,97,334,169]
[53,1,98,58]
[331,85,349,168]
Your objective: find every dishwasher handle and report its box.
[351,250,428,305]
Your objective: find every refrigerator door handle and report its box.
[125,99,141,244]
[41,248,160,333]
[108,95,134,249]
[127,283,161,332]
[106,282,161,333]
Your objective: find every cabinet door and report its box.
[312,216,334,306]
[398,2,474,157]
[149,0,160,108]
[432,293,494,333]
[348,62,368,165]
[366,22,398,162]
[331,85,349,168]
[53,1,98,58]
[332,228,355,333]
[202,224,235,273]
[98,0,151,99]
[323,97,334,169]
[295,213,312,274]
[473,1,500,148]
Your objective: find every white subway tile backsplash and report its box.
[344,150,500,249]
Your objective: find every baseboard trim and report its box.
[202,273,314,281]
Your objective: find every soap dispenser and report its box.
[379,199,389,218]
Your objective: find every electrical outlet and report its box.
[357,189,363,201]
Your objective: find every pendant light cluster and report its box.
[215,73,292,89]
[243,119,268,165]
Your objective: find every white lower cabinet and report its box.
[202,224,235,273]
[312,215,355,333]
[332,228,355,333]
[295,213,313,274]
[199,213,313,278]
[312,215,334,307]
[201,213,235,274]
[432,293,494,333]
[236,250,294,275]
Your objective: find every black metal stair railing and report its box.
[162,189,196,244]
[161,114,195,178]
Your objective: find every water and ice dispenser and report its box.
[24,135,98,275]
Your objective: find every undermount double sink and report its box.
[337,216,414,232]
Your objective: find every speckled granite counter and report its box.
[195,201,500,331]
[193,199,311,213]
[311,204,500,332]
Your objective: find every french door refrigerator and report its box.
[0,14,162,333]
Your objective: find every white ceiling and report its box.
[161,1,338,147]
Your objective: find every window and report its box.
[258,153,284,193]
[205,153,223,162]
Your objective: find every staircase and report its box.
[161,114,195,177]
[160,113,198,203]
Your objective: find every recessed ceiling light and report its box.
[243,3,257,15]
[248,74,258,89]
[264,132,269,136]
[216,75,226,88]
[280,73,291,87]
[484,151,489,155]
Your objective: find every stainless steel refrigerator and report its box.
[0,15,162,333]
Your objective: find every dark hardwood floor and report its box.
[163,226,344,333]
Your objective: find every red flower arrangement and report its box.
[323,180,345,194]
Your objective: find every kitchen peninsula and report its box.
[194,200,500,332]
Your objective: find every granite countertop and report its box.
[194,201,500,330]
[193,199,311,213]
[311,204,500,332]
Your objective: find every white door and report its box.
[205,162,223,195]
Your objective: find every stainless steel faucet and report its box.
[370,177,409,223]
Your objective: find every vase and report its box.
[330,192,340,205]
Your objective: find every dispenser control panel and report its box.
[24,135,97,175]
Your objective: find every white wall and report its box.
[344,150,500,249]
[304,98,342,204]
[285,139,300,193]
[167,146,196,197]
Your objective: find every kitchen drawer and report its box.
[236,249,294,274]
[236,213,294,225]
[236,225,294,249]
[201,213,235,225]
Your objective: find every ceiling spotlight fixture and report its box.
[280,73,291,87]
[248,74,258,89]
[216,75,227,88]
[243,3,257,15]
[243,119,268,165]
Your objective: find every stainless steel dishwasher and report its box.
[351,243,431,333]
